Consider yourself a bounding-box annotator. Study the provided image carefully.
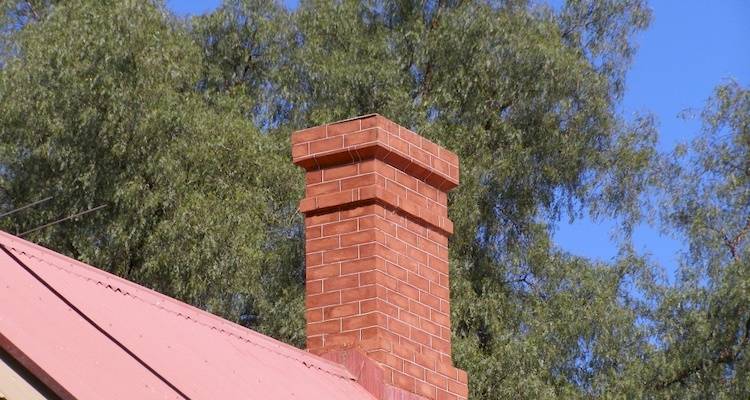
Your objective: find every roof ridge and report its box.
[0,236,355,383]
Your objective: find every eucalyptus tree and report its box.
[0,0,305,343]
[277,1,656,398]
[9,1,742,399]
[643,82,750,399]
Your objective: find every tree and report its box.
[0,0,305,343]
[13,1,746,399]
[642,81,750,399]
[274,1,656,398]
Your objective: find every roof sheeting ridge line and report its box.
[0,244,192,400]
[7,246,355,382]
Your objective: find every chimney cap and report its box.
[292,114,459,191]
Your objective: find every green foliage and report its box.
[0,0,305,344]
[1,1,746,398]
[644,81,750,399]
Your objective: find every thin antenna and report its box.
[0,196,54,219]
[18,204,107,237]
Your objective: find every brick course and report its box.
[294,114,467,400]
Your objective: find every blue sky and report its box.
[556,0,749,278]
[166,0,750,279]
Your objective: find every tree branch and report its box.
[653,314,750,390]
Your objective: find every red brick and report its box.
[429,256,449,274]
[448,379,468,397]
[395,171,418,191]
[292,125,327,144]
[316,190,353,209]
[340,230,376,247]
[399,337,421,355]
[323,274,359,291]
[307,237,338,252]
[299,197,316,212]
[292,143,308,158]
[386,235,408,253]
[322,220,358,237]
[407,191,428,208]
[398,281,419,300]
[306,308,322,323]
[370,350,403,371]
[421,292,440,310]
[388,318,410,337]
[399,127,421,146]
[325,331,359,347]
[344,128,379,146]
[430,281,449,299]
[306,291,340,308]
[340,285,377,303]
[416,380,437,399]
[439,147,459,166]
[436,361,457,379]
[408,272,430,292]
[307,181,340,196]
[406,246,429,265]
[397,227,418,246]
[449,165,459,180]
[404,361,425,380]
[307,280,322,295]
[386,179,409,200]
[360,115,382,129]
[327,119,360,136]
[410,145,431,166]
[323,163,358,181]
[340,173,377,190]
[388,135,411,156]
[323,247,359,264]
[340,258,379,275]
[387,290,409,310]
[420,264,440,283]
[310,136,342,154]
[421,319,442,337]
[307,335,323,349]
[457,369,468,384]
[437,389,458,400]
[307,320,340,335]
[432,156,451,176]
[342,312,383,331]
[306,170,322,185]
[305,226,321,240]
[431,310,450,327]
[411,327,431,347]
[306,212,339,226]
[425,370,448,389]
[410,300,430,319]
[386,262,408,282]
[399,255,419,273]
[400,310,419,327]
[416,351,438,370]
[393,371,416,391]
[307,264,340,280]
[359,270,376,285]
[421,138,440,156]
[306,252,322,267]
[420,238,438,255]
[324,303,359,319]
[374,298,398,317]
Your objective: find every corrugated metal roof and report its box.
[0,230,376,400]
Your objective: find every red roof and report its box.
[0,230,376,400]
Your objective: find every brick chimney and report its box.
[292,114,468,400]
